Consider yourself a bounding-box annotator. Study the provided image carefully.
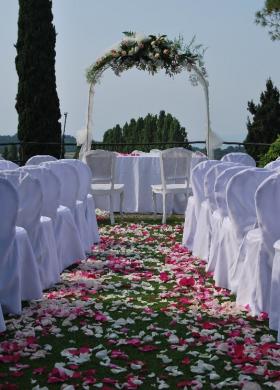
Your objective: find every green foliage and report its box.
[7,144,18,161]
[244,79,280,161]
[255,0,280,40]
[87,32,206,84]
[0,134,76,160]
[2,146,9,160]
[101,111,189,152]
[259,135,280,166]
[15,0,62,162]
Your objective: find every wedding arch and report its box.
[79,32,217,159]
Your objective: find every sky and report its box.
[0,0,280,143]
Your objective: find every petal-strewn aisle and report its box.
[0,221,279,389]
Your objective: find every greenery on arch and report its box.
[86,32,207,85]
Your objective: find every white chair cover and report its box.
[221,152,256,166]
[207,165,248,272]
[41,161,85,269]
[183,160,219,252]
[191,152,208,171]
[270,240,280,340]
[192,160,223,259]
[182,195,196,250]
[265,159,280,170]
[214,168,272,291]
[0,160,19,170]
[19,166,62,283]
[0,304,5,332]
[60,159,99,248]
[0,177,41,314]
[0,177,21,314]
[1,169,60,290]
[237,173,280,315]
[194,162,236,261]
[25,155,57,165]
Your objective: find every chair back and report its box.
[191,160,220,218]
[26,155,57,166]
[85,150,117,190]
[265,159,280,170]
[214,166,248,217]
[41,161,79,209]
[0,170,43,232]
[221,152,255,166]
[255,173,280,254]
[191,152,208,170]
[0,178,18,258]
[149,149,161,155]
[19,165,60,220]
[0,160,19,170]
[159,148,192,191]
[226,168,273,240]
[60,159,91,201]
[204,162,236,212]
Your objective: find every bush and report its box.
[259,135,280,166]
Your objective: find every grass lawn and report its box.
[0,215,279,389]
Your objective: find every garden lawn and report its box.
[0,217,280,390]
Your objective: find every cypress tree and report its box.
[15,0,62,162]
[244,79,280,161]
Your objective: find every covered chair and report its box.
[149,149,161,154]
[0,305,5,332]
[206,165,248,272]
[270,240,280,341]
[214,168,273,291]
[25,155,57,165]
[191,151,208,170]
[41,161,85,269]
[1,169,60,290]
[0,177,22,314]
[151,148,192,224]
[183,160,220,251]
[85,150,125,224]
[192,162,235,260]
[0,160,19,170]
[0,177,41,314]
[221,152,256,166]
[60,159,99,248]
[265,159,280,170]
[237,173,280,316]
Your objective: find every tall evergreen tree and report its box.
[244,79,280,161]
[157,110,166,143]
[255,0,280,41]
[101,112,189,152]
[15,0,62,161]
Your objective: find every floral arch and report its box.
[80,32,217,159]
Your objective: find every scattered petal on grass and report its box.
[0,221,278,389]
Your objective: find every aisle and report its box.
[0,220,279,389]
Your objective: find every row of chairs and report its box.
[0,157,99,332]
[183,152,280,341]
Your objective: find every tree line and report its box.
[101,111,189,152]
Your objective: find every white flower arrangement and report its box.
[86,32,206,85]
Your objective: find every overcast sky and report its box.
[1,0,280,143]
